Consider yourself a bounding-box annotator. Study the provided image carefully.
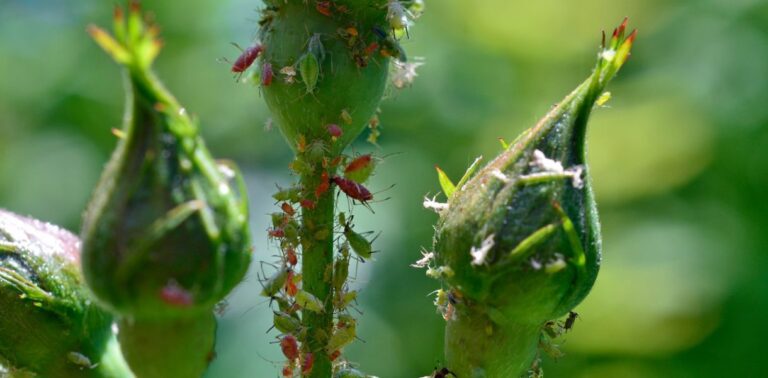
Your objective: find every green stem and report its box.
[89,335,135,378]
[445,304,540,378]
[300,164,336,378]
[117,313,216,378]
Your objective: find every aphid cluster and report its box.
[262,149,382,374]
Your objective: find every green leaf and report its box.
[436,166,456,198]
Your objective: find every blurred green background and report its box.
[1,0,767,377]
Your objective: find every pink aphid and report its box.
[301,353,315,375]
[160,281,194,307]
[326,124,343,138]
[332,176,373,202]
[280,335,300,360]
[262,62,274,86]
[231,44,263,73]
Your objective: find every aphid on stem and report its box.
[231,43,264,74]
[332,176,373,202]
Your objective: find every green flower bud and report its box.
[82,4,251,319]
[429,21,636,377]
[259,1,392,152]
[0,209,132,377]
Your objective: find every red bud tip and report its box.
[129,0,141,14]
[625,29,638,45]
[114,6,124,21]
[618,17,629,35]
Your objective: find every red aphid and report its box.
[159,282,193,307]
[269,228,285,238]
[231,44,264,73]
[280,335,300,360]
[364,42,379,56]
[315,171,330,198]
[285,270,298,297]
[261,62,274,86]
[301,353,315,375]
[329,350,341,361]
[281,202,296,217]
[286,248,298,266]
[281,364,294,378]
[344,154,372,174]
[332,176,373,202]
[316,1,332,16]
[326,123,343,138]
[300,199,316,209]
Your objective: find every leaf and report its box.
[435,166,456,198]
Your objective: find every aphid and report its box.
[329,350,341,361]
[286,247,298,266]
[340,109,353,125]
[315,1,332,17]
[67,352,94,369]
[274,311,301,334]
[261,61,274,86]
[300,199,316,209]
[231,44,263,73]
[344,154,374,184]
[364,42,380,56]
[295,290,324,312]
[326,318,357,352]
[280,335,300,360]
[386,0,413,34]
[332,254,350,292]
[160,281,193,307]
[281,202,296,217]
[563,311,579,332]
[261,268,289,297]
[285,270,299,297]
[299,52,320,94]
[281,364,293,378]
[332,176,373,202]
[269,227,285,238]
[315,171,331,198]
[273,186,302,203]
[343,224,372,260]
[301,353,315,375]
[327,124,343,138]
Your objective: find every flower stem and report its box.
[299,164,336,378]
[445,305,540,378]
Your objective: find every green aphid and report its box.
[332,254,350,292]
[344,225,372,260]
[299,52,320,94]
[326,320,357,353]
[335,290,357,310]
[273,186,302,203]
[271,212,287,228]
[295,290,324,313]
[274,311,302,334]
[260,268,289,297]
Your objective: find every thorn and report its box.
[601,30,606,48]
[111,128,126,139]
